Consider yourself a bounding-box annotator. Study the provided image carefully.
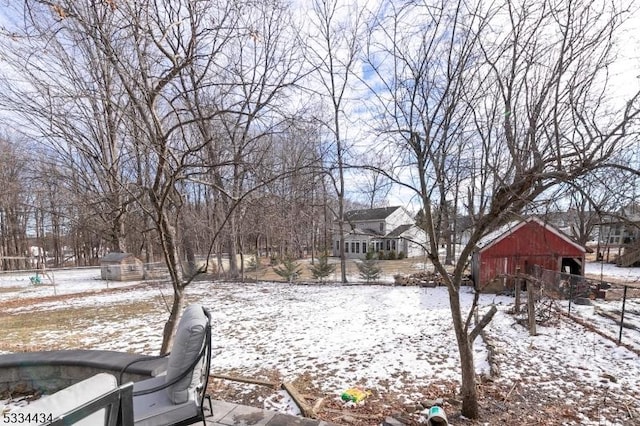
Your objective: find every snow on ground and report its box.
[193,282,501,395]
[1,279,501,393]
[560,298,640,349]
[1,264,640,424]
[0,268,141,302]
[486,308,640,425]
[584,262,640,284]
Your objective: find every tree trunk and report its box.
[160,287,183,355]
[181,216,197,278]
[448,287,479,419]
[228,235,239,278]
[227,212,239,279]
[310,217,316,265]
[239,239,245,283]
[339,227,347,283]
[157,212,185,354]
[145,228,154,264]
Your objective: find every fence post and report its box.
[515,267,521,314]
[527,279,537,336]
[619,285,628,345]
[568,277,573,316]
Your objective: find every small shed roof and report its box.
[101,252,135,263]
[477,217,586,253]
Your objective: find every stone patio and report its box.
[201,400,335,426]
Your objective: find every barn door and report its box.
[561,257,582,276]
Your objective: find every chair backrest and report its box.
[164,304,211,405]
[11,373,130,426]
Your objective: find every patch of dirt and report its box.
[206,368,283,408]
[0,286,23,294]
[0,282,154,311]
[205,374,640,426]
[0,284,166,353]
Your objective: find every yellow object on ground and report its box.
[341,387,370,403]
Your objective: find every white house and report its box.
[332,206,427,259]
[597,203,640,265]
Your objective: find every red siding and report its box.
[477,221,584,286]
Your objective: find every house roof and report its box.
[345,224,417,239]
[344,206,401,222]
[477,217,586,253]
[348,228,385,237]
[598,202,640,224]
[385,224,414,238]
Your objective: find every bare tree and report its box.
[365,0,640,418]
[0,2,135,254]
[355,152,392,209]
[1,0,243,352]
[0,136,31,270]
[208,0,306,277]
[536,168,634,247]
[307,0,366,282]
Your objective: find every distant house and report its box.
[100,252,144,281]
[597,203,640,265]
[471,217,586,292]
[332,206,427,259]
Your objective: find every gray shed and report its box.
[100,252,144,281]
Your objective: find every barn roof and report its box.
[344,206,401,222]
[477,217,586,253]
[477,220,521,248]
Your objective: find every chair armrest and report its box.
[12,373,123,426]
[118,353,170,385]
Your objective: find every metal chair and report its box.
[119,304,213,426]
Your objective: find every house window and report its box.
[345,242,349,253]
[351,242,356,253]
[336,241,339,251]
[386,240,390,250]
[355,242,360,254]
[392,240,396,250]
[379,222,384,232]
[362,242,367,253]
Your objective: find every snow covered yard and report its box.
[485,308,640,425]
[1,267,639,424]
[0,267,142,301]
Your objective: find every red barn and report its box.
[471,217,586,292]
